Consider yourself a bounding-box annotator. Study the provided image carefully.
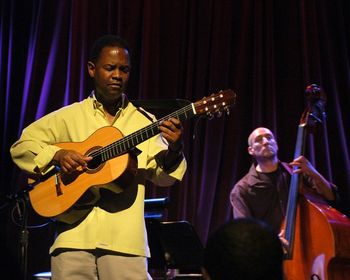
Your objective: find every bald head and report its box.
[248,127,276,147]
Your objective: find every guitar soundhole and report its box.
[87,154,102,169]
[86,147,105,173]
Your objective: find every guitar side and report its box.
[29,126,130,217]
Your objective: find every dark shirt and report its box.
[230,163,291,232]
[231,161,339,234]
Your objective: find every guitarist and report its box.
[230,127,338,239]
[10,35,187,280]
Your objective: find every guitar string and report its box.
[88,104,194,159]
[88,92,230,160]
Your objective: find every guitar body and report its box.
[283,192,350,280]
[29,126,135,218]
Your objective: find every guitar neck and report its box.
[95,103,196,162]
[88,89,236,164]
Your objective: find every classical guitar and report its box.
[28,89,236,219]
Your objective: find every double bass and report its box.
[282,84,350,279]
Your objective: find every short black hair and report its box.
[203,218,284,280]
[89,35,131,63]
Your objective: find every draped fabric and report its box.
[1,0,350,275]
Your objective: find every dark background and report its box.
[1,0,349,277]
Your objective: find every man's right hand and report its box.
[53,149,92,173]
[278,229,289,255]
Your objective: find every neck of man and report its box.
[103,101,121,116]
[95,92,124,116]
[256,156,279,173]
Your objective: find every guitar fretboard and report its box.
[91,103,195,162]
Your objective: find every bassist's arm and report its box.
[290,155,337,201]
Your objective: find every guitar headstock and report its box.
[194,89,237,117]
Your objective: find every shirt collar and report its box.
[89,91,129,117]
[246,161,290,186]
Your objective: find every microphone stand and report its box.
[18,192,29,280]
[2,190,30,280]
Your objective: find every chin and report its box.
[263,152,276,159]
[106,91,123,100]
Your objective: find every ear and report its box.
[248,146,254,156]
[87,61,95,78]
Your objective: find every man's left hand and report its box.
[159,118,183,151]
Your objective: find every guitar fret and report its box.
[153,124,159,135]
[97,95,232,163]
[137,133,142,143]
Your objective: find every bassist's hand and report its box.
[289,155,318,177]
[53,149,92,173]
[278,229,289,255]
[289,155,335,201]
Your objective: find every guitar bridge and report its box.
[55,174,63,196]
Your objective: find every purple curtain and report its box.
[1,0,350,275]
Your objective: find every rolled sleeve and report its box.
[34,145,61,173]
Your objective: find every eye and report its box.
[104,65,115,71]
[254,134,274,144]
[254,136,263,143]
[120,65,130,73]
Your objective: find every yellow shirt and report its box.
[10,94,187,257]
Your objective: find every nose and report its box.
[112,69,123,80]
[261,136,269,144]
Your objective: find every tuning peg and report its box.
[206,112,214,120]
[309,113,322,124]
[216,111,223,118]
